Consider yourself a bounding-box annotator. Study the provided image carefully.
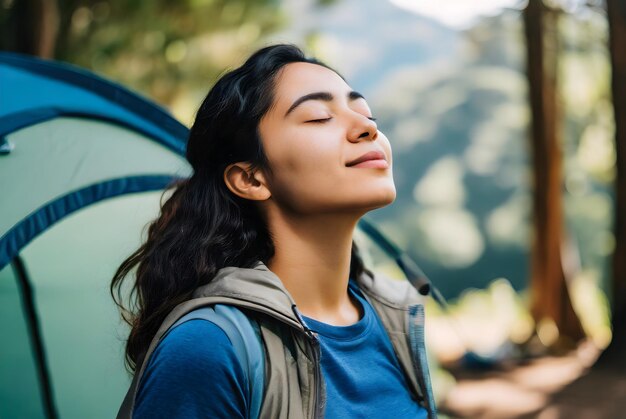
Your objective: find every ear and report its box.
[223,162,271,201]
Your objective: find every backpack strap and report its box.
[168,304,265,419]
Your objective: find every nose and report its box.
[347,114,378,143]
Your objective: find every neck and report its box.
[265,211,362,326]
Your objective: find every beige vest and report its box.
[116,261,438,419]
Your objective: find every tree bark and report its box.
[523,0,586,349]
[1,0,59,57]
[601,0,626,363]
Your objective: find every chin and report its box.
[307,183,397,213]
[358,187,397,211]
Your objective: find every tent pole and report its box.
[12,256,59,419]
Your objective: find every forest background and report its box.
[3,0,626,417]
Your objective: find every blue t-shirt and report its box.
[134,282,428,418]
[134,320,247,419]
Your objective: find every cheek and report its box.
[265,143,345,206]
[269,129,340,175]
[277,148,339,191]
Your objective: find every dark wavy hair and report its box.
[110,43,373,372]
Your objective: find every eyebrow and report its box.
[284,91,366,117]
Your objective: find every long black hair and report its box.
[110,44,373,372]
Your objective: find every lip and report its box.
[350,159,389,169]
[346,150,387,167]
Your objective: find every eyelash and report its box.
[306,117,377,123]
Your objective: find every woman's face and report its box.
[257,62,396,216]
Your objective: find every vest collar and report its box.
[191,260,423,328]
[191,260,303,329]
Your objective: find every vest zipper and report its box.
[292,305,324,419]
[408,304,437,418]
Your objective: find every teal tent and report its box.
[0,52,191,419]
[0,52,434,419]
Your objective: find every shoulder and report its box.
[134,320,247,418]
[146,319,242,375]
[137,319,246,399]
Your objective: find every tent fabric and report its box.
[0,53,191,272]
[0,52,187,154]
[0,107,180,152]
[0,175,175,270]
[0,52,192,419]
[0,117,190,271]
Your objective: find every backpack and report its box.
[165,304,265,419]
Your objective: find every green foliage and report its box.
[315,0,340,6]
[52,0,286,122]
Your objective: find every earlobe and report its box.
[223,163,271,201]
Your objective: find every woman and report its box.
[112,44,436,419]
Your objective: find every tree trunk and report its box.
[600,0,626,364]
[1,0,59,57]
[523,0,586,351]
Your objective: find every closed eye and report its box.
[306,118,332,123]
[305,116,376,123]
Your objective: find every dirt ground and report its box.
[438,340,626,418]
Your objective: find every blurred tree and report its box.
[0,0,59,57]
[603,0,626,361]
[523,0,586,351]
